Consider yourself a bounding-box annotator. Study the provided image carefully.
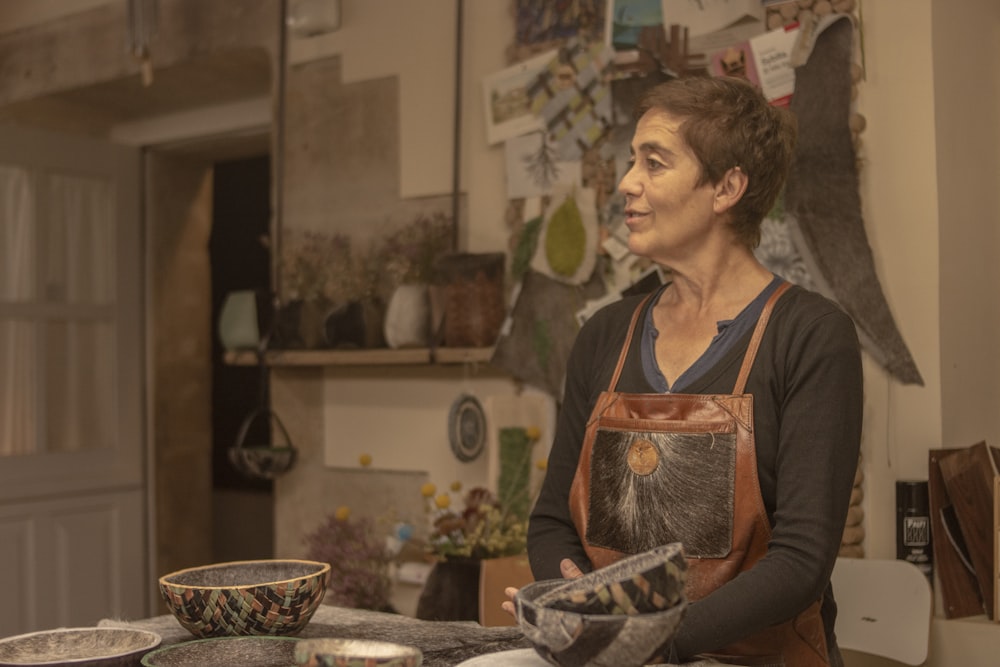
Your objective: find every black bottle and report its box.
[896,480,933,580]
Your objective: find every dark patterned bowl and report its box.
[158,559,330,638]
[0,627,162,667]
[534,543,686,615]
[514,544,687,667]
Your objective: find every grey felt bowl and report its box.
[514,544,687,667]
[0,627,162,667]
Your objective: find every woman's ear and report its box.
[713,166,749,214]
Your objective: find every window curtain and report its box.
[0,165,37,456]
[0,167,115,456]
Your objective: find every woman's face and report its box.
[618,109,718,265]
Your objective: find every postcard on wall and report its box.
[527,40,615,162]
[605,0,664,50]
[504,132,582,200]
[709,40,761,85]
[482,49,557,146]
[660,0,762,37]
[748,23,800,106]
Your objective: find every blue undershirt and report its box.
[640,274,783,393]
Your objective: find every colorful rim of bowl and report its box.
[158,558,331,588]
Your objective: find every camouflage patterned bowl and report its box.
[515,579,686,667]
[514,544,687,667]
[533,543,686,616]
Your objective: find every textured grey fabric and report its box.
[785,15,923,385]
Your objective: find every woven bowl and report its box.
[158,559,330,638]
[0,627,162,667]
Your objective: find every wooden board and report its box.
[929,447,986,618]
[938,441,999,619]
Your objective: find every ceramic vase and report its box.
[383,283,430,348]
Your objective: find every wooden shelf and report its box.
[224,346,494,367]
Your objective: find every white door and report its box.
[0,124,147,635]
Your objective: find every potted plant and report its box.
[277,229,383,349]
[375,213,454,348]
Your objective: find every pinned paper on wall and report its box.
[483,49,556,145]
[527,40,615,161]
[748,23,800,105]
[530,184,599,286]
[504,132,582,199]
[660,0,762,37]
[605,0,664,50]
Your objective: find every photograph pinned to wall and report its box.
[504,132,582,200]
[605,0,664,51]
[662,0,765,55]
[527,40,615,162]
[660,0,762,38]
[709,40,760,85]
[482,49,556,146]
[530,184,600,287]
[515,0,605,46]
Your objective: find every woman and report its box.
[511,76,863,665]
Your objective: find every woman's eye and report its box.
[646,158,664,171]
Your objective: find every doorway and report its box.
[209,154,275,563]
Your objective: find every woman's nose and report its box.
[618,164,639,196]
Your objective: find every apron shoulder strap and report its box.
[733,280,791,394]
[606,290,658,391]
[607,280,792,394]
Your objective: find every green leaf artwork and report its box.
[544,194,586,277]
[511,215,543,282]
[498,427,534,522]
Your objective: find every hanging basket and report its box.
[228,406,297,480]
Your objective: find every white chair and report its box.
[830,557,932,665]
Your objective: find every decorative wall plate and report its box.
[448,393,487,462]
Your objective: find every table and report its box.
[100,604,726,666]
[102,604,527,666]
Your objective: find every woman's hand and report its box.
[500,558,584,617]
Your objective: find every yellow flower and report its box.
[450,480,463,492]
[535,458,548,471]
[435,494,452,509]
[526,426,542,440]
[334,505,351,521]
[420,483,437,498]
[358,453,373,467]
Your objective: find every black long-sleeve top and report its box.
[527,283,863,660]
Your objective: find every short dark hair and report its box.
[634,76,797,248]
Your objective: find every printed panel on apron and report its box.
[586,420,736,558]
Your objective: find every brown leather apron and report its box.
[568,282,829,666]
